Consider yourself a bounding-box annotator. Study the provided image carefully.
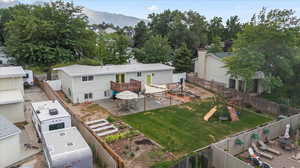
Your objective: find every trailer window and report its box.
[49,123,65,131]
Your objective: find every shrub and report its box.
[104,130,140,143]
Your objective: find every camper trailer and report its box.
[23,70,34,87]
[43,127,93,168]
[31,100,71,138]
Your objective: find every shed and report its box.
[0,90,24,123]
[0,115,21,167]
[43,127,93,168]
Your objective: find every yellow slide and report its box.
[204,106,217,121]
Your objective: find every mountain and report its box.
[82,8,146,27]
[0,1,146,27]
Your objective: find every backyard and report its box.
[122,100,273,156]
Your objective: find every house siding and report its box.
[0,134,20,167]
[0,102,24,123]
[205,56,230,87]
[0,77,24,96]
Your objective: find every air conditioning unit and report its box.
[49,108,58,115]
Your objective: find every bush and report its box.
[104,130,140,143]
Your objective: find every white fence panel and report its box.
[173,73,186,83]
[46,80,61,91]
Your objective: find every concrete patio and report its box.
[96,95,182,116]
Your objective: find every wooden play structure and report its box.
[204,106,217,121]
[227,106,239,121]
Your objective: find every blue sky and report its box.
[20,0,300,22]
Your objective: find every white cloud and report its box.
[0,0,17,3]
[147,5,159,12]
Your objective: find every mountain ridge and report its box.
[0,1,146,27]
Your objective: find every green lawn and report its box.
[122,100,272,155]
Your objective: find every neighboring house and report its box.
[0,115,21,168]
[0,66,26,123]
[54,63,174,103]
[194,50,264,94]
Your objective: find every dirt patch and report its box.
[109,134,173,168]
[57,91,110,122]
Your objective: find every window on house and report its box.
[49,123,65,131]
[104,90,110,97]
[88,76,94,81]
[88,93,93,99]
[82,76,88,81]
[84,93,93,99]
[82,76,94,82]
[229,79,236,89]
[137,72,142,77]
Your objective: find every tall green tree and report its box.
[208,16,224,43]
[97,33,132,65]
[134,35,172,64]
[224,16,242,40]
[224,8,300,92]
[173,43,193,73]
[133,21,149,48]
[4,1,97,68]
[207,36,223,53]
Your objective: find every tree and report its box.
[224,16,242,41]
[173,43,193,73]
[133,21,149,48]
[224,8,300,92]
[97,33,133,65]
[207,36,223,53]
[4,1,97,68]
[135,35,172,64]
[208,16,224,44]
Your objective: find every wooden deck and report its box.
[111,79,141,92]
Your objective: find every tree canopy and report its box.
[224,8,300,92]
[3,1,97,68]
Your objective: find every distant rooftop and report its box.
[0,115,21,140]
[43,127,91,156]
[0,66,25,78]
[53,63,175,77]
[0,90,24,105]
[31,100,70,122]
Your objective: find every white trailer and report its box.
[43,127,93,168]
[23,69,34,86]
[31,100,71,138]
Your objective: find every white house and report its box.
[54,63,174,103]
[0,115,21,168]
[194,50,264,94]
[0,66,26,123]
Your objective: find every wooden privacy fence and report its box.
[36,80,125,168]
[186,74,300,116]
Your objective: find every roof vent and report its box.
[49,108,58,115]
